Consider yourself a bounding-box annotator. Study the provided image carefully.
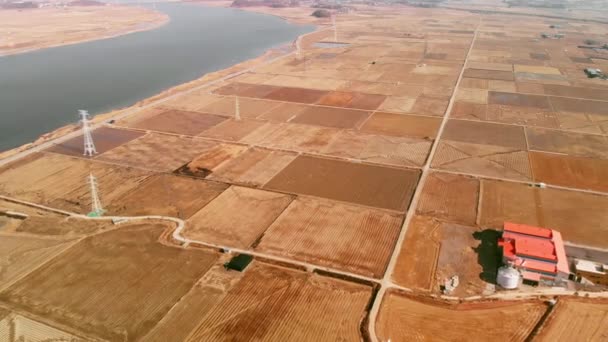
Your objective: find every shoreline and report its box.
[0,2,321,161]
[0,5,170,58]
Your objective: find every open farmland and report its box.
[97,132,219,172]
[108,174,228,219]
[376,291,547,342]
[536,298,608,341]
[0,152,151,214]
[0,223,218,341]
[46,126,144,157]
[185,186,294,248]
[0,234,75,291]
[0,312,87,341]
[187,262,373,341]
[265,155,420,211]
[480,179,608,247]
[391,215,498,296]
[256,196,403,278]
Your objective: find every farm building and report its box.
[498,222,570,286]
[574,259,608,286]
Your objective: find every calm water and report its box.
[0,3,313,151]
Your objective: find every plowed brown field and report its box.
[290,106,371,129]
[526,128,608,159]
[480,180,608,247]
[208,147,297,187]
[46,127,144,157]
[97,133,218,171]
[185,186,293,248]
[187,262,372,341]
[529,151,608,192]
[256,197,402,277]
[376,291,546,342]
[129,109,226,135]
[0,153,151,214]
[0,223,218,342]
[417,172,479,225]
[108,174,227,219]
[265,155,420,211]
[536,298,608,341]
[360,112,441,139]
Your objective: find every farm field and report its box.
[536,298,608,341]
[0,223,218,341]
[46,127,144,157]
[376,291,547,342]
[108,174,228,219]
[256,196,403,278]
[97,132,219,172]
[187,262,373,341]
[390,215,497,296]
[0,152,151,214]
[184,186,294,248]
[265,155,420,211]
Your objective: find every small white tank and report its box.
[497,265,520,289]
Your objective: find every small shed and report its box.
[224,254,254,272]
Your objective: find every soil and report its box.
[0,234,75,291]
[317,91,356,107]
[208,147,297,187]
[0,152,151,214]
[200,118,266,141]
[536,298,608,341]
[526,127,608,159]
[184,186,294,248]
[549,96,608,116]
[108,174,228,219]
[417,172,480,225]
[488,91,551,109]
[264,86,328,104]
[360,112,441,139]
[256,196,403,278]
[46,126,144,157]
[441,119,527,149]
[463,69,514,81]
[265,155,420,211]
[290,106,371,129]
[376,291,547,342]
[432,140,532,181]
[543,85,608,101]
[129,109,227,135]
[187,262,372,341]
[0,223,218,342]
[251,123,340,154]
[97,133,218,172]
[480,179,608,247]
[175,143,248,178]
[529,151,608,192]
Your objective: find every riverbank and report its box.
[0,3,320,160]
[0,5,169,57]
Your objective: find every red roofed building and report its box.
[498,222,570,286]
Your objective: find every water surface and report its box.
[0,3,313,151]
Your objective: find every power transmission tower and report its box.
[295,36,302,60]
[235,96,241,121]
[87,173,105,217]
[80,110,97,157]
[332,14,338,42]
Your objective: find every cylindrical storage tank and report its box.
[497,266,520,289]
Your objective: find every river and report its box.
[0,3,313,152]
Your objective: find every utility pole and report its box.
[80,110,97,157]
